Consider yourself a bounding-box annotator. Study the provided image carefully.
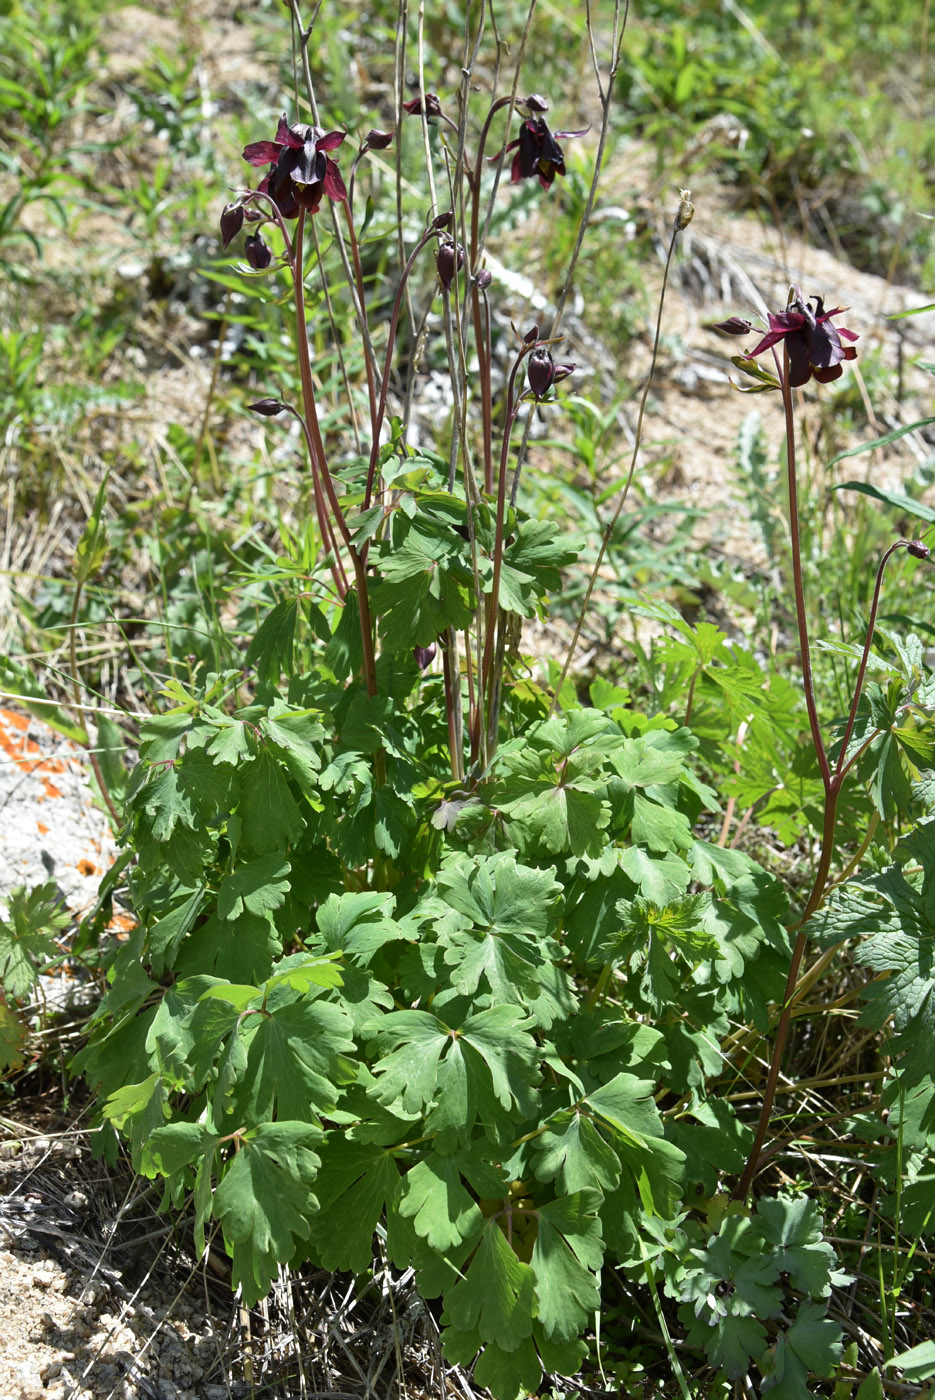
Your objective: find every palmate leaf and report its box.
[0,1001,28,1071]
[493,714,622,857]
[434,855,562,1010]
[493,517,579,617]
[532,1110,622,1195]
[0,883,70,998]
[502,782,610,858]
[436,854,561,937]
[370,517,475,649]
[217,855,291,922]
[309,1135,401,1271]
[367,1004,540,1143]
[761,1301,843,1398]
[238,748,307,853]
[757,1195,838,1296]
[365,1009,451,1115]
[531,1190,603,1340]
[245,597,299,683]
[827,823,935,1084]
[397,1153,484,1251]
[212,1121,322,1305]
[259,699,325,792]
[235,995,357,1123]
[139,763,198,841]
[609,894,718,1012]
[444,1216,537,1348]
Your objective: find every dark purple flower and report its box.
[475,268,493,291]
[243,115,347,218]
[248,398,285,416]
[907,539,931,560]
[742,289,858,388]
[414,644,437,670]
[220,200,245,248]
[402,92,442,118]
[502,98,587,190]
[244,231,272,269]
[363,128,394,150]
[527,346,575,400]
[436,240,464,291]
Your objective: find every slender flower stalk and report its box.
[549,191,690,714]
[731,334,932,1200]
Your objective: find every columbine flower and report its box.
[243,115,347,218]
[503,95,587,190]
[527,346,575,400]
[714,288,858,388]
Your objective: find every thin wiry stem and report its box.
[549,0,627,341]
[511,0,627,493]
[549,193,689,714]
[735,537,916,1198]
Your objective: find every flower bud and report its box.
[403,92,442,118]
[244,232,272,269]
[248,398,285,416]
[907,539,931,560]
[475,268,493,291]
[364,128,394,149]
[523,324,540,344]
[431,209,454,231]
[711,316,755,336]
[220,200,244,248]
[522,94,549,113]
[527,346,555,399]
[436,240,465,290]
[414,644,437,671]
[527,346,575,400]
[675,188,694,230]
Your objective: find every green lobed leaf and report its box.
[212,1121,322,1305]
[397,1153,484,1251]
[444,1215,537,1349]
[531,1190,603,1340]
[0,883,69,998]
[235,994,357,1122]
[309,1135,401,1271]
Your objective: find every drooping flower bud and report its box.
[527,346,575,400]
[220,201,245,248]
[521,94,550,113]
[907,539,931,560]
[436,240,465,291]
[414,644,437,671]
[711,316,755,336]
[431,209,454,231]
[403,92,442,118]
[363,128,394,150]
[523,324,540,344]
[475,268,493,291]
[248,398,286,416]
[244,232,272,269]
